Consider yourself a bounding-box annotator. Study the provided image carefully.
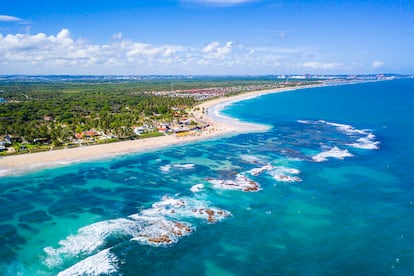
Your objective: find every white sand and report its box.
[0,84,320,176]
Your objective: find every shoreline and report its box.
[0,83,323,177]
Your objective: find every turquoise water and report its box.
[1,80,414,275]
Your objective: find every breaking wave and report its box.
[208,174,261,192]
[44,195,231,273]
[57,249,118,276]
[312,146,354,162]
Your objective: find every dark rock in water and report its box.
[19,210,52,223]
[206,209,216,223]
[148,235,172,244]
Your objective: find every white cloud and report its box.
[202,41,220,53]
[202,41,233,59]
[0,15,30,24]
[302,61,342,70]
[372,60,384,69]
[0,15,23,22]
[112,32,123,40]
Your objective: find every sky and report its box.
[0,0,413,75]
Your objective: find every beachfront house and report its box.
[133,126,146,135]
[4,134,12,145]
[133,124,154,135]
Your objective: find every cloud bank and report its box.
[0,28,369,75]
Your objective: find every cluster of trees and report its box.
[0,83,196,147]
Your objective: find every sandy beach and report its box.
[0,84,319,177]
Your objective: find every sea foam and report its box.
[240,154,264,164]
[58,249,118,276]
[209,174,260,192]
[173,164,196,169]
[160,163,196,172]
[248,163,275,176]
[44,218,139,267]
[298,119,380,150]
[190,183,205,193]
[137,195,231,224]
[312,147,354,162]
[347,134,380,149]
[129,216,193,246]
[45,195,231,270]
[268,166,302,183]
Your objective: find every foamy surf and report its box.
[129,216,193,246]
[173,164,196,169]
[43,218,139,267]
[240,154,265,164]
[268,166,302,183]
[160,163,196,172]
[58,248,118,276]
[248,163,275,176]
[45,195,231,271]
[137,195,231,224]
[298,119,380,151]
[160,164,171,172]
[191,183,205,193]
[324,121,368,136]
[208,174,260,192]
[347,134,380,149]
[312,147,354,162]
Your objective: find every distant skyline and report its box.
[1,0,413,75]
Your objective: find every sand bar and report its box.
[0,84,321,177]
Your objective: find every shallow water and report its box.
[1,79,414,275]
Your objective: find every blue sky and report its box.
[0,0,413,75]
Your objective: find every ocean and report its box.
[1,79,413,275]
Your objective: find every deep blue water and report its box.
[1,79,414,275]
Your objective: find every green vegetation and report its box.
[0,81,198,153]
[0,76,314,155]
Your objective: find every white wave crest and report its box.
[130,217,192,246]
[44,218,139,267]
[248,163,275,176]
[324,121,368,136]
[347,134,380,149]
[297,119,314,125]
[136,195,231,224]
[312,147,354,162]
[160,164,171,172]
[240,154,263,164]
[209,174,260,192]
[268,166,302,183]
[190,183,205,193]
[161,163,195,172]
[173,164,195,169]
[322,120,380,149]
[58,249,118,276]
